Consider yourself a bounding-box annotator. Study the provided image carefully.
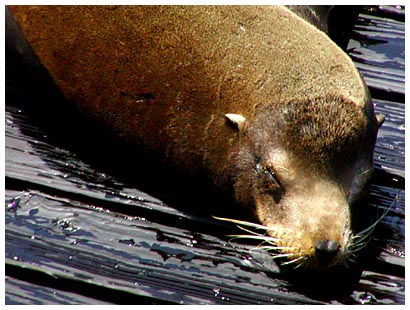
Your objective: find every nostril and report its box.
[315,240,340,261]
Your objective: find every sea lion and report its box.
[7,6,384,270]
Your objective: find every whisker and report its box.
[249,250,291,260]
[213,216,271,230]
[291,258,308,270]
[257,240,278,247]
[352,234,372,248]
[228,234,280,243]
[235,225,265,236]
[233,225,273,239]
[249,244,294,254]
[256,246,297,251]
[358,168,372,177]
[269,253,295,259]
[351,189,401,251]
[352,225,374,240]
[348,256,358,264]
[213,216,322,270]
[351,236,375,250]
[281,256,305,266]
[351,240,372,253]
[351,241,367,249]
[213,216,290,234]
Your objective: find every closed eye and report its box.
[265,165,282,187]
[256,162,282,188]
[255,161,285,204]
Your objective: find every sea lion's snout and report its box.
[249,158,354,269]
[315,240,341,264]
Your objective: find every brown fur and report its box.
[9,6,382,268]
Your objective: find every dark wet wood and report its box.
[5,5,404,305]
[5,276,112,305]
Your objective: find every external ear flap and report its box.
[375,113,385,129]
[225,113,246,131]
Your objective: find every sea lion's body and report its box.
[8,6,383,269]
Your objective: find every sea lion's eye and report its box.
[256,162,282,188]
[256,162,284,203]
[265,165,282,187]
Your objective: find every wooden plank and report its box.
[373,99,405,178]
[348,12,405,96]
[5,188,322,305]
[5,276,113,305]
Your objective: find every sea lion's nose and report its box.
[315,240,340,261]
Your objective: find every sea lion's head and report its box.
[221,93,384,269]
